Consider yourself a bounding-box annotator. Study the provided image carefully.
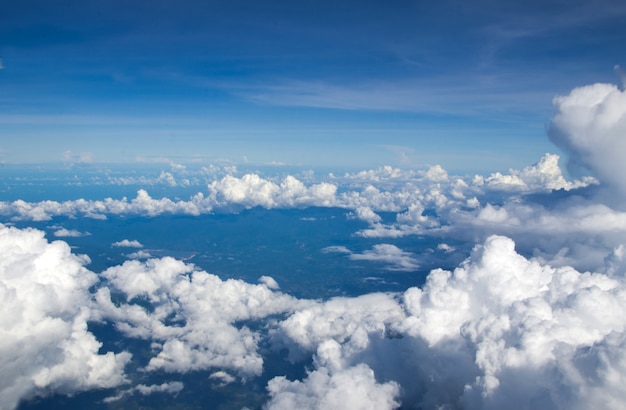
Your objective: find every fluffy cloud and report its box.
[349,244,419,271]
[207,174,338,210]
[112,239,144,248]
[94,257,311,377]
[478,153,596,192]
[349,206,382,223]
[0,175,339,220]
[549,83,626,196]
[444,198,626,272]
[4,219,626,409]
[52,228,89,237]
[0,190,212,221]
[0,155,596,232]
[259,275,281,290]
[273,235,626,409]
[0,224,130,410]
[401,235,626,409]
[265,364,400,410]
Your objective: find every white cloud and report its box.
[549,83,626,197]
[53,228,89,237]
[207,174,338,210]
[127,250,152,259]
[3,209,626,409]
[94,257,312,377]
[273,235,626,409]
[422,164,449,182]
[103,381,184,403]
[321,245,351,254]
[338,166,417,183]
[265,364,400,410]
[400,235,626,408]
[259,275,280,290]
[209,371,236,386]
[480,153,597,192]
[444,199,626,272]
[321,243,419,271]
[157,171,177,187]
[4,77,626,409]
[112,239,144,248]
[0,224,130,410]
[437,243,455,253]
[274,293,404,360]
[349,206,382,223]
[0,157,593,227]
[350,244,419,271]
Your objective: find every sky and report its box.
[1,0,625,171]
[2,2,626,409]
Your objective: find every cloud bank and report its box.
[2,222,626,409]
[270,235,626,409]
[0,224,130,410]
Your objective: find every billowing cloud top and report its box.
[550,83,626,197]
[0,224,130,409]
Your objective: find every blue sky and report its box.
[1,0,624,171]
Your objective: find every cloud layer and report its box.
[2,221,626,409]
[3,79,626,409]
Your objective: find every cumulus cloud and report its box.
[94,257,311,377]
[349,206,382,223]
[0,155,595,233]
[127,250,152,259]
[401,235,626,408]
[52,228,90,237]
[273,293,405,359]
[112,239,144,248]
[478,153,597,192]
[272,235,626,409]
[207,174,338,210]
[444,198,626,272]
[350,244,419,271]
[209,370,236,386]
[0,224,130,410]
[0,174,339,221]
[549,83,626,196]
[265,364,400,410]
[4,215,626,409]
[259,275,280,290]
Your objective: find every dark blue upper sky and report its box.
[1,0,624,171]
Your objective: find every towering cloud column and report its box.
[549,82,626,196]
